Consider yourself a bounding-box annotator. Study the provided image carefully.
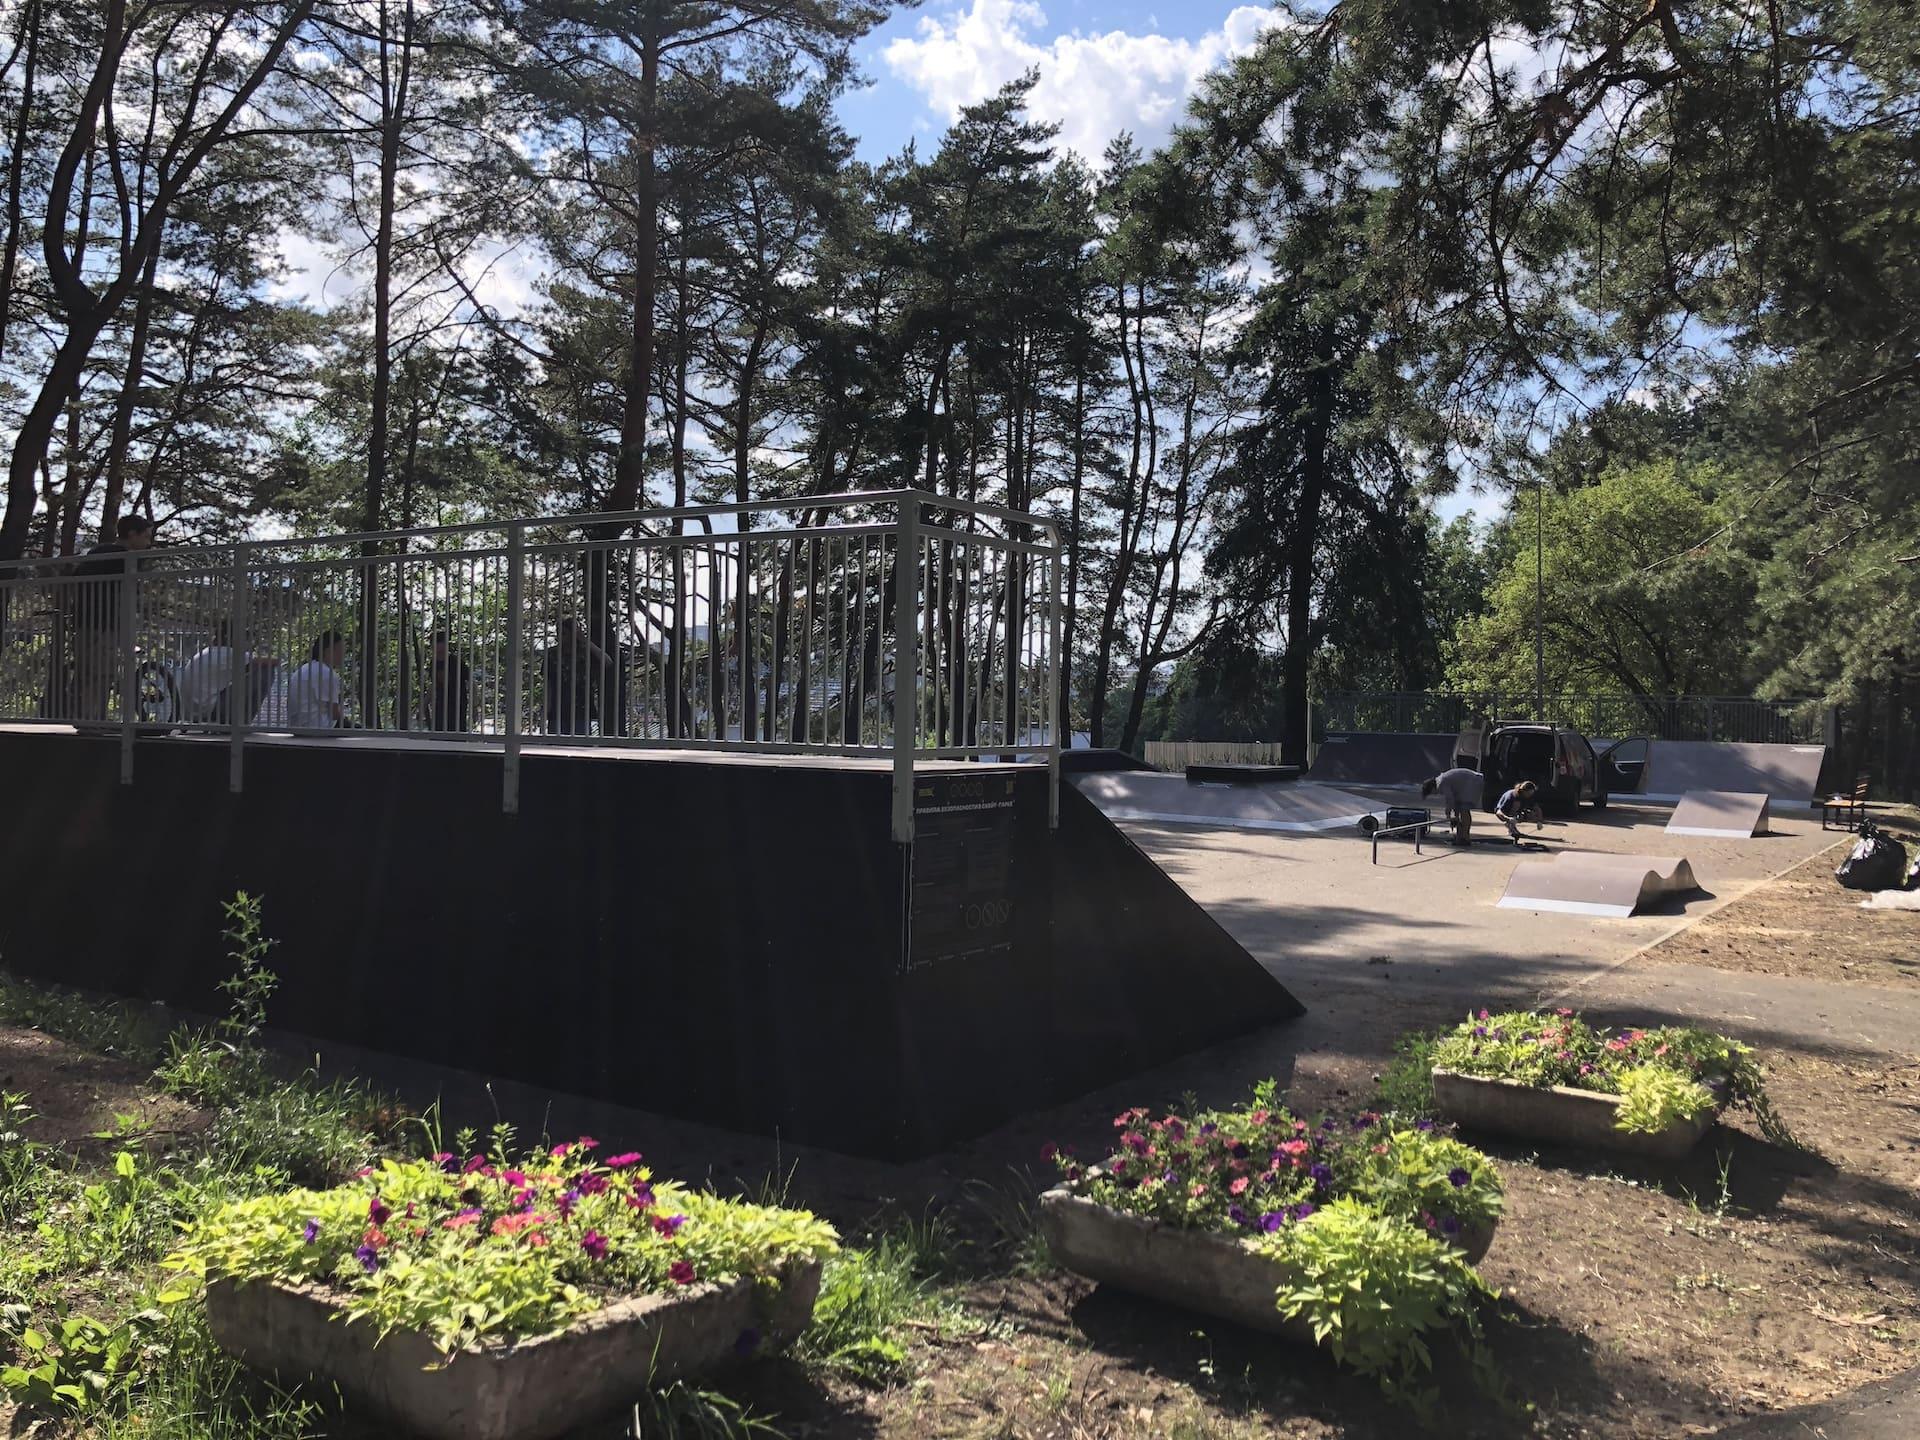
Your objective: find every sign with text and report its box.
[905,771,1019,975]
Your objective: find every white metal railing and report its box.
[0,491,1062,840]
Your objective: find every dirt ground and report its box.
[1625,814,1920,991]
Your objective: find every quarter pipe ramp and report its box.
[1498,852,1702,918]
[1666,791,1771,838]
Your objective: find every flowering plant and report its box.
[1051,1081,1502,1248]
[162,1141,839,1357]
[1430,1009,1796,1145]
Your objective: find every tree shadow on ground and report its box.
[1061,1282,1703,1438]
[1472,1124,1827,1218]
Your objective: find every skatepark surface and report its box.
[1105,794,1863,1019]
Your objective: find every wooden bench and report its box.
[1822,772,1871,831]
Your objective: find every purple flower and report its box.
[1448,1168,1471,1188]
[1350,1112,1376,1131]
[1260,1212,1286,1233]
[1414,1118,1435,1132]
[354,1244,380,1275]
[1472,1026,1488,1039]
[434,1152,458,1174]
[1229,1142,1250,1160]
[1319,1117,1336,1132]
[581,1230,609,1260]
[577,1173,609,1196]
[367,1197,391,1226]
[1309,1163,1333,1189]
[302,1219,320,1244]
[1440,1216,1461,1235]
[652,1214,686,1237]
[1291,1203,1316,1221]
[1227,1204,1250,1227]
[556,1190,578,1219]
[734,1327,761,1358]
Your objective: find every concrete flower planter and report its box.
[1037,1183,1493,1337]
[205,1260,823,1440]
[1431,1068,1722,1158]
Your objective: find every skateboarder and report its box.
[1421,767,1485,845]
[1494,779,1542,839]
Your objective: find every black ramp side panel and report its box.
[1046,782,1303,1095]
[1309,732,1457,787]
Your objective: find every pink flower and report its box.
[462,1156,490,1176]
[606,1153,643,1169]
[577,1137,600,1151]
[577,1173,609,1196]
[502,1170,529,1188]
[551,1142,572,1158]
[1229,1177,1250,1196]
[669,1260,697,1286]
[581,1230,609,1260]
[442,1209,482,1230]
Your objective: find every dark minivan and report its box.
[1454,722,1647,814]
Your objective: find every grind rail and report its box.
[0,490,1062,841]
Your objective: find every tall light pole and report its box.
[1534,479,1545,721]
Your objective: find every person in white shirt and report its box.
[256,629,346,730]
[176,625,247,723]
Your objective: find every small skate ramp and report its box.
[1071,770,1374,832]
[1309,732,1456,787]
[1643,741,1824,807]
[1498,852,1701,918]
[1666,791,1771,838]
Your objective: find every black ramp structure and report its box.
[0,729,1300,1160]
[1643,741,1826,806]
[1308,732,1457,787]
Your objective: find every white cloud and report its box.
[883,0,1279,163]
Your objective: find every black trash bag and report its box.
[1836,822,1908,892]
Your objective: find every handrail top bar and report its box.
[0,488,1061,573]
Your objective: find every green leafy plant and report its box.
[165,1145,839,1357]
[0,1091,47,1221]
[1258,1198,1493,1409]
[0,1304,165,1415]
[1614,1066,1717,1135]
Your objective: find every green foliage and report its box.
[0,1304,164,1415]
[1374,1033,1439,1120]
[797,1222,973,1386]
[1258,1199,1492,1405]
[0,1091,47,1221]
[632,1380,789,1439]
[1614,1067,1717,1136]
[1345,1130,1505,1235]
[1448,462,1758,699]
[166,1151,839,1357]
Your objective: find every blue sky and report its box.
[839,0,1279,165]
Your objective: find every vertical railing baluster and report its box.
[229,551,248,793]
[891,499,919,845]
[503,521,524,814]
[118,551,137,784]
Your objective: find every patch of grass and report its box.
[0,972,168,1066]
[798,1223,970,1386]
[629,1381,789,1439]
[957,1170,1055,1277]
[1375,1029,1440,1119]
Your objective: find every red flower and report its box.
[669,1260,697,1286]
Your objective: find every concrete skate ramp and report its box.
[1071,770,1374,832]
[1643,741,1824,807]
[1309,732,1457,787]
[1666,790,1771,838]
[1498,852,1701,918]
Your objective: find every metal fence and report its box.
[1314,691,1831,745]
[0,491,1063,840]
[1143,741,1291,770]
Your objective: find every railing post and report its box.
[891,498,920,845]
[118,551,137,785]
[503,521,524,816]
[1047,543,1061,830]
[228,553,248,794]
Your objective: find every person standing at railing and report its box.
[255,630,347,731]
[541,617,613,737]
[425,626,472,733]
[66,515,155,720]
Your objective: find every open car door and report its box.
[1596,736,1651,795]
